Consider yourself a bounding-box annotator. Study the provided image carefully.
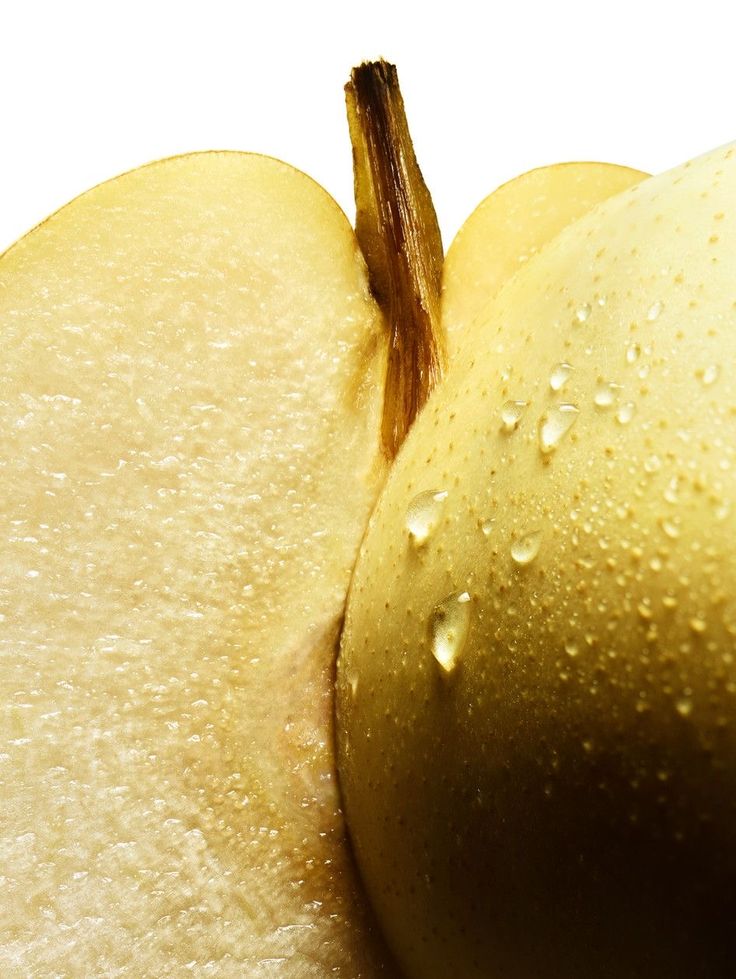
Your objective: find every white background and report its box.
[0,1,732,254]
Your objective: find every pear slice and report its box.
[442,162,646,356]
[338,144,736,977]
[0,153,396,976]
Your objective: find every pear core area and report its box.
[0,153,394,976]
[338,145,736,978]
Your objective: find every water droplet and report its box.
[431,592,471,675]
[500,400,529,431]
[616,402,636,425]
[594,379,621,409]
[644,454,662,474]
[511,530,542,565]
[538,404,579,454]
[575,303,592,323]
[626,342,641,365]
[675,697,693,717]
[700,364,721,386]
[549,362,574,391]
[348,673,359,699]
[564,640,579,657]
[664,477,680,504]
[647,300,664,321]
[406,490,448,545]
[481,518,494,537]
[689,616,707,634]
[660,518,680,539]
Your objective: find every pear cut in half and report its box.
[442,161,646,354]
[0,153,395,976]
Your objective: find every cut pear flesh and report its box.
[338,145,736,978]
[0,153,394,976]
[442,161,647,356]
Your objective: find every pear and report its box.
[441,161,646,353]
[338,143,736,978]
[0,152,397,976]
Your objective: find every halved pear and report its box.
[338,144,736,978]
[442,161,646,355]
[0,153,396,976]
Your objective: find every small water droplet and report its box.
[647,300,664,321]
[511,530,542,565]
[431,592,471,675]
[406,490,448,545]
[660,518,680,539]
[689,616,707,634]
[481,518,494,537]
[349,673,359,699]
[594,379,621,408]
[626,342,641,365]
[664,477,680,504]
[700,364,721,386]
[549,362,574,391]
[616,402,636,425]
[644,454,662,474]
[575,303,592,323]
[500,400,529,431]
[675,697,693,717]
[564,640,579,657]
[538,404,579,454]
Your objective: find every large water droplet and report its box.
[647,300,664,321]
[500,400,529,431]
[431,592,471,675]
[406,490,448,545]
[511,530,542,565]
[549,362,574,391]
[538,404,579,454]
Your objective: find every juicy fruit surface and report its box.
[0,153,393,976]
[339,144,736,978]
[441,161,646,355]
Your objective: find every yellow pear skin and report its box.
[441,161,647,355]
[338,143,736,978]
[0,153,396,976]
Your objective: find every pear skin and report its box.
[338,143,736,979]
[442,161,646,355]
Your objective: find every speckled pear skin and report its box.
[338,144,736,979]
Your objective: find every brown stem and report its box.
[346,61,446,460]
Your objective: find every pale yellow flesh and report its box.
[441,161,646,357]
[339,145,736,978]
[0,154,394,977]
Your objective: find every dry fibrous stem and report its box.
[346,60,446,459]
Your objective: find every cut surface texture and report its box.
[442,162,646,357]
[0,153,395,976]
[339,144,736,978]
